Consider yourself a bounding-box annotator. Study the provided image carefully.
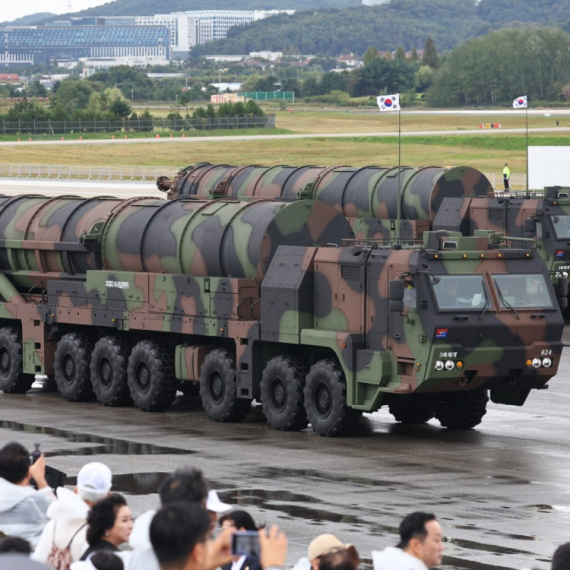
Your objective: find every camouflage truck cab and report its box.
[0,193,563,436]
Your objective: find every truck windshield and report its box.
[493,274,553,309]
[551,215,570,239]
[432,275,489,310]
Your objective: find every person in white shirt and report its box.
[0,441,55,547]
[373,512,444,570]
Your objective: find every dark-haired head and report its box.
[397,512,443,568]
[397,512,436,549]
[0,442,30,484]
[158,467,208,507]
[219,510,257,531]
[151,502,211,570]
[90,551,124,570]
[0,536,32,554]
[318,549,359,570]
[552,542,570,570]
[86,494,131,547]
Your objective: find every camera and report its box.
[231,531,260,558]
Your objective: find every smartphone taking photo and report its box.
[232,530,260,558]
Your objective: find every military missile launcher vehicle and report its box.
[0,194,563,435]
[158,164,570,310]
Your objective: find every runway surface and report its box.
[0,178,568,570]
[1,347,569,570]
[0,126,568,147]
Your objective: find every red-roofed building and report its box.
[0,74,20,84]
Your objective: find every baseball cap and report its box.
[308,534,354,561]
[206,490,232,513]
[77,462,112,494]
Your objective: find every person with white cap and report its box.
[33,462,113,568]
[206,490,232,533]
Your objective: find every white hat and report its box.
[77,462,112,495]
[206,490,232,513]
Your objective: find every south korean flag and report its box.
[513,95,528,109]
[377,94,400,112]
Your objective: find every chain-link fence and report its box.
[0,115,275,135]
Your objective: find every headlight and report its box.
[542,358,552,368]
[532,358,541,368]
[435,361,444,371]
[445,360,455,371]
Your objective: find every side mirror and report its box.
[389,280,404,301]
[558,276,569,298]
[523,218,536,238]
[559,297,568,310]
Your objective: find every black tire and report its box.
[303,359,358,437]
[434,390,489,429]
[199,349,251,422]
[54,333,94,402]
[0,327,35,394]
[90,336,132,406]
[260,356,308,431]
[127,340,177,412]
[388,395,435,424]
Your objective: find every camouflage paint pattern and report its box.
[0,189,563,419]
[161,164,493,223]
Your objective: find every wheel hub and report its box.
[269,377,287,413]
[0,348,10,377]
[98,357,113,388]
[135,361,150,393]
[208,371,224,403]
[314,382,332,419]
[62,354,75,384]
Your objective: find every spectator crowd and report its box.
[0,441,565,570]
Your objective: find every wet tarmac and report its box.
[2,349,570,570]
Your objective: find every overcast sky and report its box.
[2,0,110,22]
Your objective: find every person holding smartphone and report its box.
[220,511,262,570]
[0,441,55,547]
[150,503,287,570]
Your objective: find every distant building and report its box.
[210,93,244,103]
[136,10,294,59]
[1,24,169,66]
[362,0,391,4]
[250,51,282,62]
[0,73,20,83]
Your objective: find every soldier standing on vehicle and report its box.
[503,163,511,191]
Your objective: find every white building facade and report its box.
[135,10,295,58]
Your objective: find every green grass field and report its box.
[1,111,568,181]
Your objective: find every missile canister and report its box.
[0,195,354,285]
[160,164,493,223]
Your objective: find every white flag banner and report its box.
[377,94,400,112]
[513,95,528,109]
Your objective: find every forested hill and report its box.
[192,0,486,56]
[69,0,358,17]
[191,0,570,57]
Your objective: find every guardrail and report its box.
[0,164,528,190]
[0,164,178,181]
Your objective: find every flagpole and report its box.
[525,94,529,195]
[397,92,401,245]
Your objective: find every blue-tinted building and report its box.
[1,24,170,66]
